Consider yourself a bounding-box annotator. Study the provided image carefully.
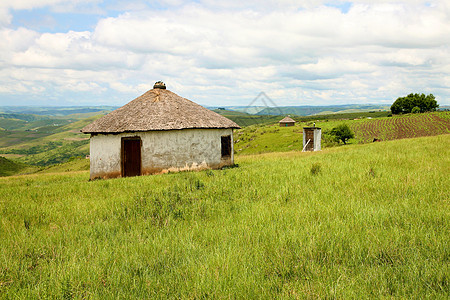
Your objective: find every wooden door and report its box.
[305,130,314,151]
[221,135,231,158]
[122,138,141,177]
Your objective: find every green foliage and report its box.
[391,93,438,114]
[321,129,340,147]
[0,135,448,298]
[330,124,354,144]
[412,106,421,114]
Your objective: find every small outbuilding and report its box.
[302,127,322,151]
[279,116,296,127]
[81,82,240,179]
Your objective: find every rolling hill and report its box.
[0,109,448,171]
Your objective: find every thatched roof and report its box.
[279,116,296,123]
[82,88,240,134]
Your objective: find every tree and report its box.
[330,124,354,145]
[390,93,438,114]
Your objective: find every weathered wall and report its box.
[89,128,234,179]
[313,129,322,151]
[89,134,122,179]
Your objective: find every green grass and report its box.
[0,135,448,298]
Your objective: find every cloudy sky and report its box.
[0,0,449,107]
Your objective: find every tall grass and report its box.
[0,135,448,298]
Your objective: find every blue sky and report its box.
[0,0,449,107]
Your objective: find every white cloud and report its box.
[0,0,449,106]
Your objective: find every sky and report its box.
[0,0,449,107]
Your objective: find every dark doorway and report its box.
[122,137,141,177]
[221,135,231,158]
[305,129,314,151]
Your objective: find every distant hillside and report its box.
[256,105,389,116]
[0,113,73,132]
[0,106,117,116]
[213,109,280,127]
[0,114,101,166]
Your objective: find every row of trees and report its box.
[391,93,438,114]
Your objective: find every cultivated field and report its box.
[350,112,450,143]
[1,135,448,298]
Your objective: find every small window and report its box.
[221,135,231,158]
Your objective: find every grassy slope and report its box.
[0,156,39,176]
[234,111,450,155]
[37,157,90,174]
[0,135,448,298]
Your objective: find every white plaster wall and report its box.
[89,134,122,178]
[89,128,234,179]
[314,129,322,151]
[140,128,233,172]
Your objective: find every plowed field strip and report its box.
[350,113,450,143]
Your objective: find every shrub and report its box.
[330,124,354,145]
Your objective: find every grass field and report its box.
[0,135,448,298]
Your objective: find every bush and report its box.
[412,106,421,114]
[330,124,354,145]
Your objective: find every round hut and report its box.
[81,82,240,179]
[279,116,296,127]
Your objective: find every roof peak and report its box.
[81,87,240,133]
[153,81,166,89]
